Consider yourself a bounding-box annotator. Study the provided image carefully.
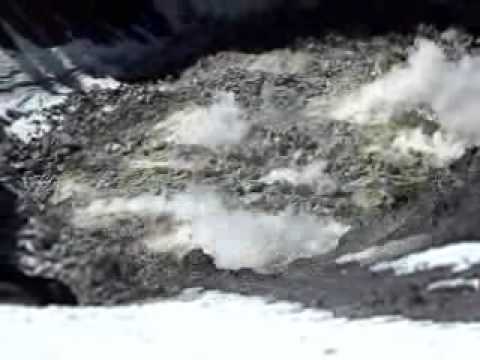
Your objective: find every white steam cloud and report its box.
[391,128,466,167]
[260,161,337,194]
[330,38,480,145]
[154,92,250,148]
[74,190,348,272]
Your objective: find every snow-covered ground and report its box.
[1,291,479,360]
[372,242,480,274]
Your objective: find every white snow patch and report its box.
[336,234,432,266]
[74,190,348,272]
[427,278,480,292]
[372,242,480,275]
[1,291,480,360]
[155,92,250,148]
[7,113,52,142]
[76,75,121,91]
[260,161,337,193]
[0,42,70,141]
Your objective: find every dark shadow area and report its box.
[2,0,480,47]
[0,1,167,48]
[0,264,78,306]
[0,0,172,96]
[0,181,78,306]
[1,0,480,85]
[0,182,24,267]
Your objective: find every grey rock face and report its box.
[3,0,480,319]
[1,132,77,306]
[0,183,21,266]
[6,27,480,321]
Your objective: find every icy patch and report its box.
[4,73,119,142]
[391,129,466,166]
[330,38,480,145]
[1,291,480,360]
[1,44,70,141]
[372,242,480,275]
[8,113,52,142]
[74,190,348,272]
[0,86,68,117]
[260,161,337,193]
[427,278,480,292]
[154,93,250,148]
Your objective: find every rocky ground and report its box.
[2,26,480,321]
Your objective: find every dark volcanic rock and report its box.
[334,147,480,257]
[1,135,78,306]
[0,182,24,267]
[8,27,480,322]
[4,0,480,322]
[0,264,78,306]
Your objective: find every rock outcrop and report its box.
[2,0,480,319]
[1,129,77,306]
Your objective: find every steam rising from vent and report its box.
[260,161,337,194]
[330,38,480,144]
[74,190,348,272]
[155,92,250,148]
[391,129,465,167]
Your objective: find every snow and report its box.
[77,75,121,91]
[426,278,480,292]
[0,290,479,360]
[7,113,54,142]
[336,234,431,266]
[372,242,480,275]
[5,72,118,142]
